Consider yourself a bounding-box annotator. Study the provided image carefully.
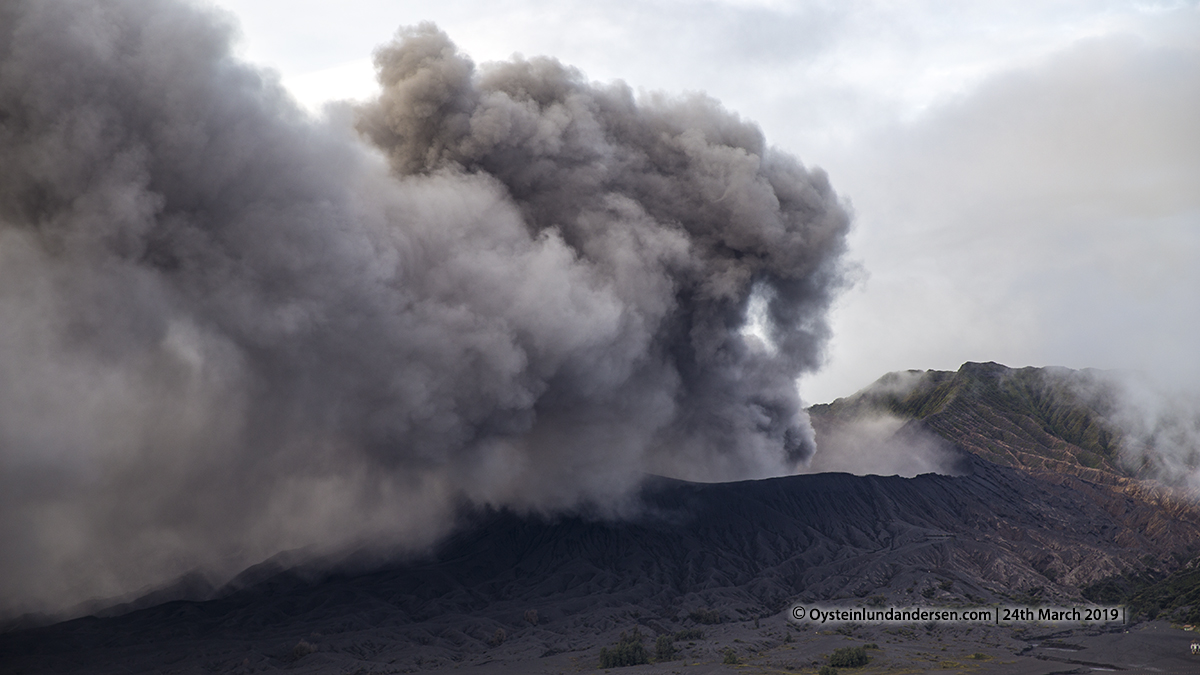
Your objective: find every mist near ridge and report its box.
[811,363,1200,489]
[802,413,959,478]
[1065,370,1200,489]
[0,0,851,616]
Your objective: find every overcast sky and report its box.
[208,0,1200,403]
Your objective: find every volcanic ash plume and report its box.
[0,2,851,615]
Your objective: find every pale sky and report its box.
[208,0,1200,403]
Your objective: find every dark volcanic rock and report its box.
[4,452,1200,674]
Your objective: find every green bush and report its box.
[722,647,738,664]
[829,646,869,667]
[599,629,649,668]
[689,608,721,625]
[819,667,839,675]
[673,628,704,640]
[654,634,677,661]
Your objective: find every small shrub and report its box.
[689,608,721,625]
[921,587,937,599]
[598,628,649,668]
[291,640,317,659]
[487,627,506,647]
[722,647,738,664]
[674,628,704,641]
[524,608,539,625]
[971,652,990,660]
[654,634,677,661]
[819,667,839,675]
[867,594,887,608]
[829,646,869,667]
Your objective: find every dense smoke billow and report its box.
[0,1,851,616]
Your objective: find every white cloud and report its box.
[803,31,1200,401]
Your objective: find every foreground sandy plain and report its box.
[386,617,1197,675]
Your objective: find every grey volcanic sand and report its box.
[178,617,1200,675]
[460,621,1195,675]
[381,619,1199,675]
[8,608,1196,674]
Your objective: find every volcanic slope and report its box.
[4,451,1200,674]
[808,362,1132,480]
[809,360,1200,511]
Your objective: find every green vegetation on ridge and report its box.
[1083,553,1200,623]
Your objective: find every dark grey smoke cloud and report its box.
[0,1,850,616]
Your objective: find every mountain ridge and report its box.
[809,362,1127,478]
